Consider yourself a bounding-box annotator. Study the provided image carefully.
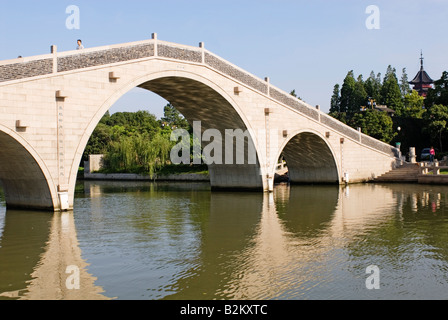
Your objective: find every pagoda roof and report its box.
[409,67,434,85]
[409,52,434,85]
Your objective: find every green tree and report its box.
[83,111,112,160]
[330,84,341,113]
[161,103,190,130]
[423,104,448,152]
[426,71,448,108]
[364,71,382,104]
[340,70,357,115]
[400,90,425,118]
[350,109,396,143]
[353,75,368,110]
[400,68,411,98]
[103,131,173,177]
[106,110,161,138]
[83,123,112,159]
[83,109,173,174]
[381,65,404,111]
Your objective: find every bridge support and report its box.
[58,187,70,211]
[0,129,58,211]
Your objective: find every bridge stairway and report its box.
[374,163,420,183]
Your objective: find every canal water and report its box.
[1,181,448,300]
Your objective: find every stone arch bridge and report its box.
[0,35,400,211]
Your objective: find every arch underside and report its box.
[282,132,339,184]
[138,77,263,190]
[0,131,54,210]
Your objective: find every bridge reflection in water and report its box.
[0,205,109,300]
[1,182,448,300]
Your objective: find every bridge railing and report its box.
[200,47,400,160]
[0,36,400,159]
[0,53,54,83]
[420,161,448,175]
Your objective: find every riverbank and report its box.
[81,171,210,182]
[81,172,289,183]
[418,174,448,184]
[81,170,448,185]
[80,163,211,182]
[79,163,290,183]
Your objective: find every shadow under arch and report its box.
[69,71,264,201]
[279,131,340,184]
[0,127,57,211]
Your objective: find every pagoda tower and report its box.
[409,51,434,97]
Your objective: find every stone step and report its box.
[374,164,420,182]
[377,171,418,176]
[375,176,418,181]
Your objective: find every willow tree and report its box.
[103,131,174,177]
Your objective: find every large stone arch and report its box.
[277,130,340,184]
[68,70,265,204]
[0,125,58,210]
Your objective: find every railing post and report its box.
[265,77,270,96]
[434,161,440,175]
[199,42,205,64]
[51,45,57,73]
[152,33,158,57]
[409,147,417,163]
[419,162,426,175]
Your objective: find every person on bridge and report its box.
[77,39,84,50]
[430,146,435,162]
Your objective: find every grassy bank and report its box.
[79,164,209,178]
[156,164,209,176]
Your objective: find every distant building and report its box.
[360,100,395,116]
[374,104,395,116]
[409,52,434,97]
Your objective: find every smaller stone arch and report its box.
[0,126,57,210]
[277,130,340,184]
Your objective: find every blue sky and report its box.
[1,0,447,118]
